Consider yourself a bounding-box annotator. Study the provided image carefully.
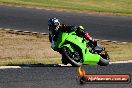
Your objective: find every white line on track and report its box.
[0,66,21,69]
[0,60,132,69]
[110,60,132,64]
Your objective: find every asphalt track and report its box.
[0,63,132,88]
[0,5,132,42]
[0,5,132,88]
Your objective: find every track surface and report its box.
[0,5,132,88]
[0,63,132,88]
[0,5,132,42]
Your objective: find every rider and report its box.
[48,18,97,64]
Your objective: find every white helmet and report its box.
[48,18,60,31]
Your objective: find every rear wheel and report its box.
[62,46,82,67]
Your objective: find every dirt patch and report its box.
[0,30,61,65]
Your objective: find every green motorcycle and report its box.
[50,30,110,67]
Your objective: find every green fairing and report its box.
[54,31,100,65]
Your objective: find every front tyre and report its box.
[62,47,82,67]
[98,53,110,66]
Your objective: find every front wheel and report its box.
[62,46,82,67]
[98,53,110,66]
[91,45,110,66]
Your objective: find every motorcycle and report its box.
[50,30,110,67]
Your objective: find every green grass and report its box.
[0,0,132,15]
[0,29,132,66]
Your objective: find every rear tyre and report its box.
[62,46,82,67]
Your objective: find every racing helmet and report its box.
[48,18,60,31]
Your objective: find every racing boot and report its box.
[61,55,69,65]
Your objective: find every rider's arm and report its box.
[85,32,97,46]
[85,32,94,41]
[76,27,96,43]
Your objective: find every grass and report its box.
[0,0,132,16]
[100,41,132,61]
[0,29,132,66]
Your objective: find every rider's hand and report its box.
[89,39,97,46]
[93,40,97,45]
